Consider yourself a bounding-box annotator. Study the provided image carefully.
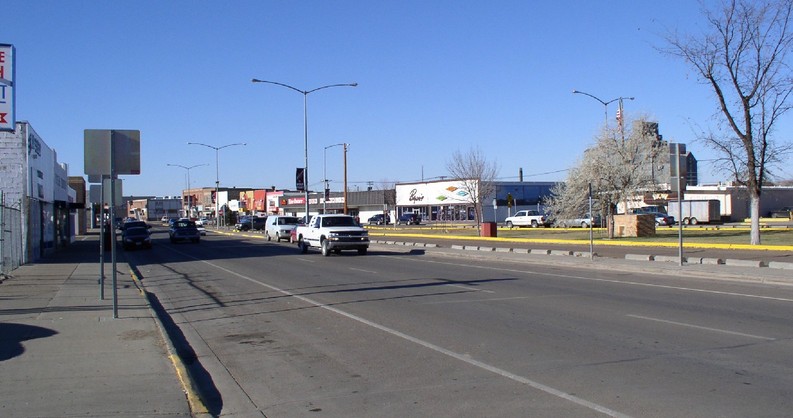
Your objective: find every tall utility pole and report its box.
[343,143,349,215]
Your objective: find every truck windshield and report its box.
[322,217,356,227]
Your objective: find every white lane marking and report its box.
[193,257,631,418]
[384,256,793,303]
[425,296,534,305]
[346,268,494,293]
[296,257,316,263]
[447,284,495,293]
[626,314,776,341]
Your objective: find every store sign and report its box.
[0,44,15,132]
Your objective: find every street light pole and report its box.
[251,79,357,219]
[343,143,348,215]
[187,142,246,227]
[167,163,208,218]
[572,90,634,129]
[323,143,345,213]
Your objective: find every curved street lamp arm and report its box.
[573,90,608,106]
[573,90,635,106]
[187,142,218,151]
[218,142,247,150]
[251,79,306,94]
[252,79,358,95]
[167,163,209,170]
[306,83,358,94]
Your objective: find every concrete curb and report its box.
[128,269,209,416]
[378,239,787,273]
[769,261,793,270]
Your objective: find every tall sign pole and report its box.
[85,129,140,318]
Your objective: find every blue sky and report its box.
[4,1,791,197]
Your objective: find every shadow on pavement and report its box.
[0,323,58,361]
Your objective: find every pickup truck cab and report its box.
[295,214,369,256]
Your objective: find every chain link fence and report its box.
[1,192,23,276]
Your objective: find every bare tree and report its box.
[545,118,665,238]
[446,147,499,232]
[665,0,793,244]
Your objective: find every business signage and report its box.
[0,44,15,132]
[295,167,305,191]
[395,180,476,206]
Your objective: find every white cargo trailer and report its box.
[666,200,721,225]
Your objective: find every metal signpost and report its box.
[84,130,140,318]
[670,143,687,266]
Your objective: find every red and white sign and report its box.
[0,44,15,132]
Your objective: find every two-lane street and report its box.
[126,228,793,417]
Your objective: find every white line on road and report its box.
[193,256,632,418]
[424,296,534,305]
[388,256,793,303]
[447,284,496,293]
[349,267,378,274]
[626,314,776,341]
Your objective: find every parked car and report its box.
[121,225,152,250]
[195,217,209,226]
[367,214,391,225]
[265,215,300,242]
[235,216,267,231]
[169,219,201,243]
[629,208,675,226]
[769,207,793,218]
[504,210,550,228]
[397,213,421,225]
[554,213,602,228]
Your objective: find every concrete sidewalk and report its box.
[0,235,192,417]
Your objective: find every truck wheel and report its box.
[581,221,588,228]
[266,232,271,241]
[690,218,698,225]
[321,239,331,256]
[506,221,514,228]
[531,220,538,228]
[299,238,308,253]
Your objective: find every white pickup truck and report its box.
[503,210,550,228]
[295,214,370,256]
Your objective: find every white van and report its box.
[264,215,300,242]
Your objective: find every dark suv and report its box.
[367,214,390,225]
[397,213,421,225]
[235,216,267,231]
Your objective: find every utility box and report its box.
[613,214,656,237]
[481,222,498,237]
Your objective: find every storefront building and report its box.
[395,180,557,223]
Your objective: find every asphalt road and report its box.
[126,228,793,417]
